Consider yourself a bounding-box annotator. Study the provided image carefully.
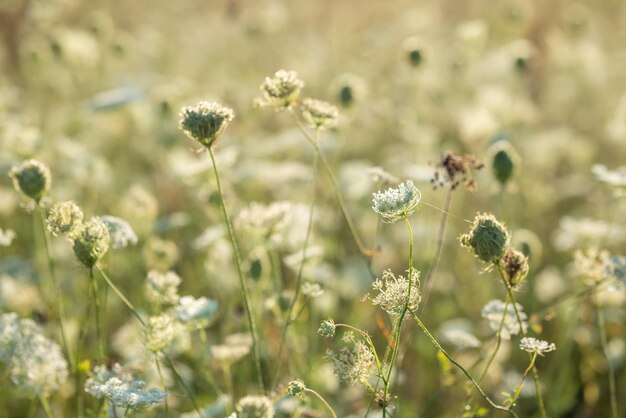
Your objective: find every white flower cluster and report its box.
[235,395,274,418]
[145,270,182,306]
[258,69,304,109]
[236,201,292,239]
[210,333,252,365]
[370,269,421,316]
[85,363,166,410]
[593,164,626,195]
[480,299,528,340]
[142,314,175,352]
[372,180,421,223]
[301,98,339,130]
[519,337,556,356]
[99,215,138,249]
[176,295,219,329]
[326,332,376,386]
[0,313,68,397]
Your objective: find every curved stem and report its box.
[509,353,538,406]
[36,206,74,370]
[288,108,370,260]
[305,388,338,418]
[208,147,265,394]
[273,150,319,388]
[96,267,144,326]
[597,303,618,418]
[497,266,548,418]
[382,216,413,417]
[410,312,518,417]
[419,189,453,312]
[89,268,104,361]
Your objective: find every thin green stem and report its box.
[36,206,74,370]
[597,304,618,418]
[509,353,538,406]
[89,268,104,361]
[288,108,370,260]
[382,216,413,418]
[410,312,518,417]
[162,354,203,418]
[273,151,319,388]
[39,397,56,418]
[305,388,338,418]
[156,357,170,418]
[208,147,265,394]
[96,267,145,326]
[497,265,548,418]
[122,407,131,418]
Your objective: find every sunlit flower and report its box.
[372,180,421,223]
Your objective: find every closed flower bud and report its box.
[287,379,306,398]
[9,159,51,202]
[47,201,84,236]
[488,140,519,186]
[460,213,510,263]
[178,101,235,148]
[71,217,110,268]
[501,247,529,286]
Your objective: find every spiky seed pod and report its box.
[287,380,306,398]
[47,201,84,236]
[178,101,234,148]
[501,247,529,286]
[9,159,51,203]
[460,213,510,263]
[71,217,110,268]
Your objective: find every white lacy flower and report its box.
[99,215,138,249]
[176,296,218,329]
[145,270,181,306]
[372,180,421,223]
[519,337,556,356]
[481,299,527,340]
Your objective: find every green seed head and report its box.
[71,217,110,268]
[488,141,519,186]
[9,159,51,203]
[287,379,306,398]
[460,213,510,263]
[318,318,336,338]
[178,101,235,148]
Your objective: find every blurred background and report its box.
[1,0,626,417]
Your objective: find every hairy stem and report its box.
[208,147,265,394]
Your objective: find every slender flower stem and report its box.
[497,266,548,418]
[419,189,453,312]
[96,267,144,326]
[273,151,319,388]
[382,216,413,418]
[39,397,56,418]
[288,108,370,259]
[410,312,518,417]
[207,147,265,394]
[596,303,618,418]
[89,268,104,361]
[509,352,538,406]
[162,353,203,418]
[305,388,338,418]
[155,357,170,418]
[35,206,74,370]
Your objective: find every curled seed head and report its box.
[318,318,336,338]
[460,213,510,263]
[286,379,306,398]
[9,159,51,202]
[71,217,110,268]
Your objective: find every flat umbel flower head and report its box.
[372,180,421,223]
[460,213,510,263]
[175,295,218,329]
[519,337,556,356]
[145,270,181,306]
[235,395,274,418]
[178,101,234,148]
[258,69,304,109]
[481,299,528,340]
[9,159,51,203]
[301,98,339,130]
[326,332,376,386]
[47,200,83,236]
[370,269,421,316]
[70,217,110,268]
[141,314,175,352]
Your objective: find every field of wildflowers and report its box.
[1,1,625,417]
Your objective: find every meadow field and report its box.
[1,0,625,417]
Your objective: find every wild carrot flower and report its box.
[460,213,510,263]
[257,69,304,109]
[301,98,339,130]
[178,101,235,148]
[70,217,110,268]
[0,228,16,247]
[326,332,376,385]
[99,215,138,249]
[369,269,421,316]
[372,180,421,223]
[431,152,483,191]
[145,270,181,306]
[318,319,336,338]
[235,395,274,418]
[593,164,626,195]
[47,201,83,236]
[176,295,218,329]
[301,282,324,298]
[9,159,51,202]
[142,314,175,352]
[519,338,556,356]
[287,379,307,398]
[481,299,528,340]
[501,247,529,287]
